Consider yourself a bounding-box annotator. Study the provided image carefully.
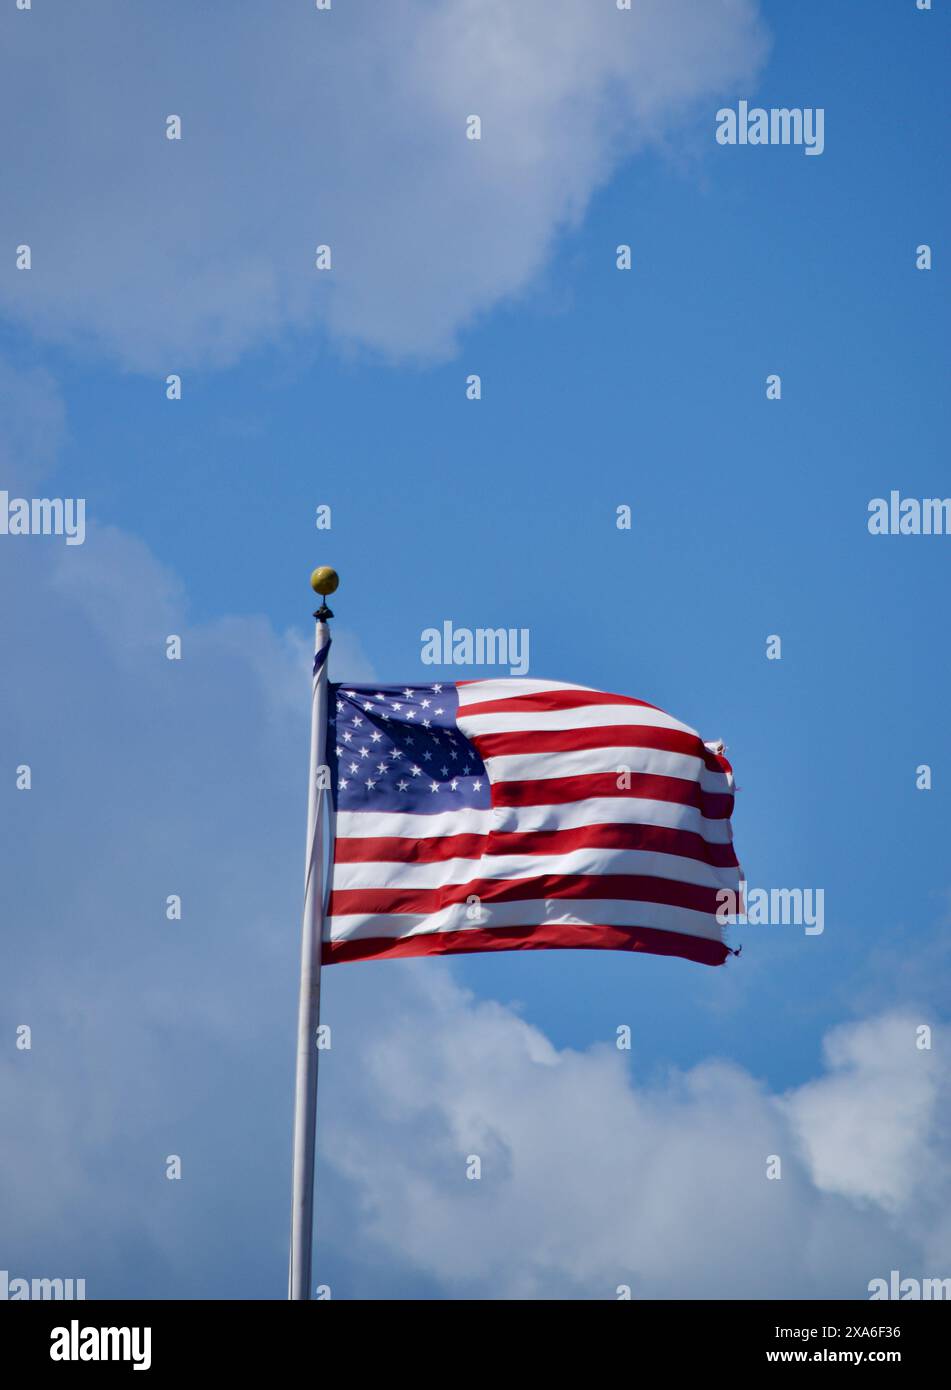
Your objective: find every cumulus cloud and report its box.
[324,971,948,1298]
[0,520,376,1296]
[782,1015,942,1213]
[0,0,768,370]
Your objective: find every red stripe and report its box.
[323,921,729,967]
[334,821,738,869]
[335,831,490,864]
[491,771,733,819]
[459,688,658,717]
[328,872,723,918]
[474,723,727,772]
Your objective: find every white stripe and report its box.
[332,847,740,892]
[456,677,596,707]
[335,806,496,841]
[326,897,722,943]
[335,795,734,845]
[490,796,733,843]
[482,745,732,793]
[459,703,697,738]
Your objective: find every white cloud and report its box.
[782,1014,941,1212]
[0,519,378,1295]
[324,968,947,1298]
[0,0,768,370]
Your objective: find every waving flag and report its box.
[324,678,740,967]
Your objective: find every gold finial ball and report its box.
[310,566,339,597]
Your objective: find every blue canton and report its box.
[328,684,491,814]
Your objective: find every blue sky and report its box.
[1,0,949,1300]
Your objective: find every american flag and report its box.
[324,678,740,967]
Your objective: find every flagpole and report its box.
[288,565,338,1301]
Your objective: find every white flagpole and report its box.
[288,566,338,1301]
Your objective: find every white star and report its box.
[435,707,444,716]
[411,765,422,777]
[403,688,414,698]
[370,731,383,743]
[421,699,431,709]
[450,779,458,791]
[450,749,459,760]
[473,780,482,791]
[430,781,439,793]
[397,780,409,791]
[432,683,442,693]
[423,751,433,762]
[343,730,353,743]
[336,700,344,712]
[352,715,363,727]
[462,765,471,775]
[363,701,373,712]
[365,778,376,790]
[377,763,388,774]
[339,778,349,790]
[375,693,386,701]
[359,747,369,759]
[440,765,449,776]
[422,719,431,729]
[406,709,416,719]
[392,702,402,711]
[349,762,358,774]
[335,745,343,757]
[345,690,356,698]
